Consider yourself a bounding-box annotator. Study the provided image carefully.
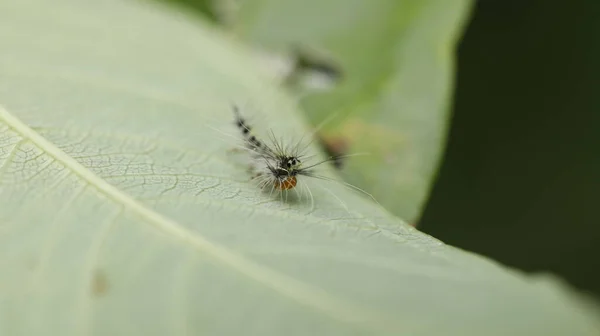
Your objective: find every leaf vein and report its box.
[0,105,401,333]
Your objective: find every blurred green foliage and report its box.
[168,0,474,222]
[230,0,473,223]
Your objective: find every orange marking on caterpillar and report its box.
[275,176,297,190]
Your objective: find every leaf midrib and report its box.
[0,105,400,333]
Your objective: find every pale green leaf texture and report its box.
[233,0,472,221]
[0,1,599,336]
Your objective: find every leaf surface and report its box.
[0,0,599,335]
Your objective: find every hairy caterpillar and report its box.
[231,105,375,206]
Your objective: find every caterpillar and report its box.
[231,105,375,205]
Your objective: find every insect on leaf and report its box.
[0,1,599,335]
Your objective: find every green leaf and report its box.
[0,0,599,335]
[232,0,473,221]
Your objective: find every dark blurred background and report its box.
[419,0,600,298]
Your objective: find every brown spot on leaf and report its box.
[92,270,109,297]
[319,134,350,169]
